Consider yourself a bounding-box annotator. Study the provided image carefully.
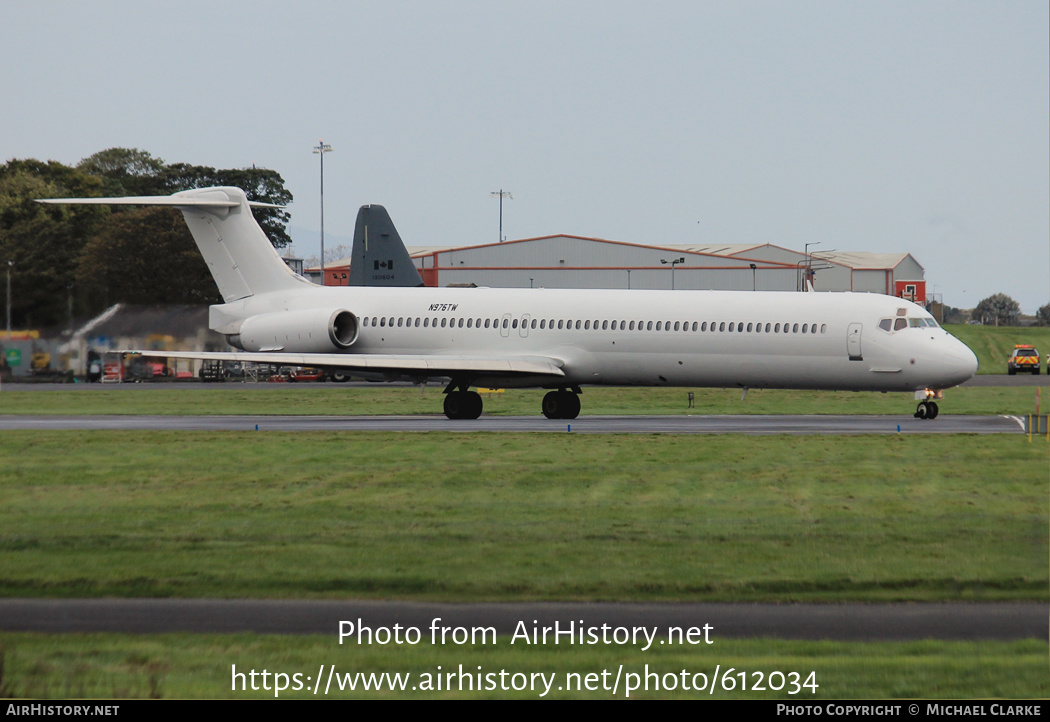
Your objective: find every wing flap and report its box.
[121,350,565,378]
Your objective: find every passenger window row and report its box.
[361,315,829,335]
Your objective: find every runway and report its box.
[0,599,1043,641]
[0,413,1026,434]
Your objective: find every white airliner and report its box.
[41,186,978,420]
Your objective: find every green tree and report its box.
[0,149,294,327]
[1037,303,1050,327]
[77,148,167,196]
[972,293,1021,326]
[160,163,293,248]
[77,149,294,246]
[77,207,221,305]
[0,163,107,327]
[941,305,967,324]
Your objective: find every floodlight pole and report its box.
[313,140,333,284]
[5,260,12,340]
[804,241,820,291]
[490,189,513,242]
[661,257,685,290]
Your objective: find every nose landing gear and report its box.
[914,388,943,420]
[914,400,939,420]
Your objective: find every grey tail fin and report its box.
[348,205,424,287]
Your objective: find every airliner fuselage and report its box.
[40,186,978,419]
[215,284,977,393]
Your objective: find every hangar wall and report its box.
[408,237,927,300]
[412,235,801,291]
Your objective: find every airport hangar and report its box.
[313,235,928,301]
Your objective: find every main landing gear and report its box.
[442,381,583,420]
[914,399,939,420]
[542,389,581,420]
[443,389,483,420]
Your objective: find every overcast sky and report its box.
[2,1,1046,311]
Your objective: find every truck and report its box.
[1007,345,1041,375]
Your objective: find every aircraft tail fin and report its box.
[39,187,309,302]
[348,204,424,287]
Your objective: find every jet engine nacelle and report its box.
[226,308,359,352]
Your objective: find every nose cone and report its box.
[941,339,979,387]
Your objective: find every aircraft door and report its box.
[847,323,863,361]
[500,313,512,338]
[519,314,531,338]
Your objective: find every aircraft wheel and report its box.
[542,391,581,419]
[463,391,483,419]
[542,391,561,419]
[444,392,465,419]
[926,401,939,420]
[914,401,928,419]
[562,392,581,419]
[330,372,351,382]
[444,391,483,420]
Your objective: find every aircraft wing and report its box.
[120,350,565,379]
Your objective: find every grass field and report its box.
[944,324,1050,375]
[1,431,1045,601]
[1,634,1046,699]
[1,383,1046,699]
[0,383,1046,417]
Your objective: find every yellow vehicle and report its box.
[31,352,50,371]
[1007,345,1040,375]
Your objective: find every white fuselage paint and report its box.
[40,187,977,397]
[214,285,978,393]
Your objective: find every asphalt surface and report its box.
[960,374,1049,386]
[0,599,1043,641]
[0,413,1027,434]
[3,374,1035,433]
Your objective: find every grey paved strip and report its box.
[0,414,1025,434]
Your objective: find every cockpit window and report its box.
[882,316,939,332]
[908,317,940,328]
